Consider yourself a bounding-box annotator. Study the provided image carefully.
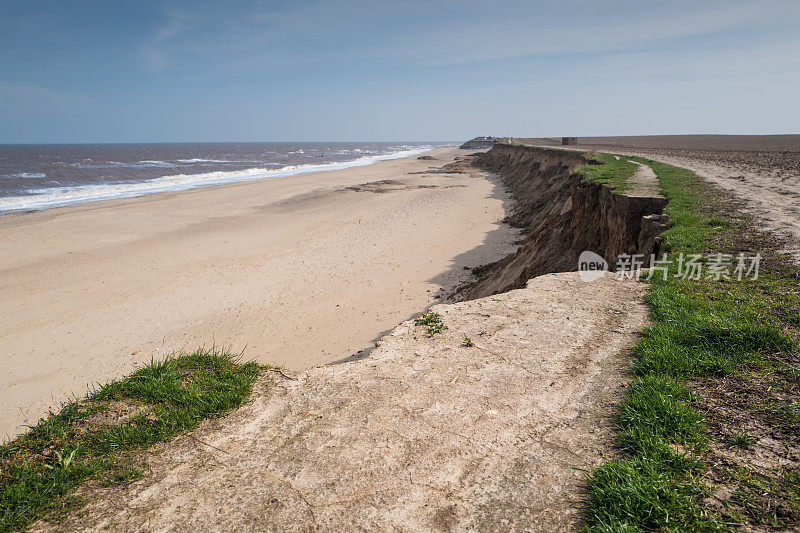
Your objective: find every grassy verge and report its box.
[0,349,261,531]
[583,156,800,530]
[578,152,638,193]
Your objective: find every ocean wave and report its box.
[2,172,47,179]
[174,158,260,163]
[0,146,432,213]
[69,160,178,169]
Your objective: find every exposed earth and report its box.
[523,135,800,260]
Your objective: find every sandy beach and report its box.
[0,148,518,440]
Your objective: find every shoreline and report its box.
[0,145,443,216]
[12,142,797,531]
[15,142,659,531]
[0,147,519,440]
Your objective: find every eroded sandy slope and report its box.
[36,272,647,532]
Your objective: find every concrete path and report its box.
[626,160,664,198]
[37,272,647,532]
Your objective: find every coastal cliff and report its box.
[465,144,667,298]
[20,146,662,532]
[459,137,496,149]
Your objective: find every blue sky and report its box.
[1,0,799,142]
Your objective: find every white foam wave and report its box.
[0,146,432,213]
[175,158,259,163]
[69,160,178,169]
[3,172,47,179]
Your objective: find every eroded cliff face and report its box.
[465,144,667,299]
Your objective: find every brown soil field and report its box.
[520,135,800,261]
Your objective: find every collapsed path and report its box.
[621,151,800,255]
[626,151,800,259]
[36,273,647,532]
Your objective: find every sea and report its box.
[0,142,448,214]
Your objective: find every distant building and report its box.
[561,137,577,146]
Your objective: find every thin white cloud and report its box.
[0,82,90,108]
[139,10,188,72]
[135,0,800,75]
[387,0,800,65]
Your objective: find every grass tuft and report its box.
[414,312,448,337]
[723,432,757,449]
[615,376,705,455]
[586,455,712,531]
[0,348,260,531]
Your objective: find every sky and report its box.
[1,0,799,143]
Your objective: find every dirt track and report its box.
[34,272,647,532]
[523,135,800,260]
[613,149,800,257]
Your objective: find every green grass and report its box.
[722,467,800,525]
[578,153,639,193]
[587,455,712,531]
[414,312,448,337]
[0,349,261,531]
[583,156,799,531]
[723,432,757,449]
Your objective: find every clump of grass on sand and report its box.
[0,349,261,531]
[414,312,448,337]
[583,156,800,531]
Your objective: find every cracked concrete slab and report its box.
[35,272,648,532]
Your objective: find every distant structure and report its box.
[561,137,577,146]
[459,136,496,149]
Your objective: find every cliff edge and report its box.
[35,145,669,532]
[466,144,667,298]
